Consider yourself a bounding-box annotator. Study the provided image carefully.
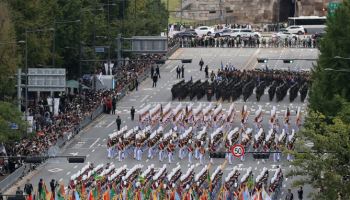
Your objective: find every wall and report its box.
[179,0,340,24]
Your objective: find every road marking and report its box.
[139,103,145,108]
[66,171,71,175]
[92,149,95,152]
[103,138,106,142]
[69,152,78,156]
[170,65,178,72]
[73,165,78,169]
[86,154,90,157]
[141,95,149,102]
[48,168,63,173]
[106,121,114,128]
[90,138,100,149]
[59,178,63,182]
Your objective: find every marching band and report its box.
[106,103,300,165]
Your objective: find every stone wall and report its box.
[178,0,340,24]
[180,0,279,24]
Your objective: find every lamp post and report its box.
[0,40,25,111]
[324,68,350,73]
[334,56,350,60]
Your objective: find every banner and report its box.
[47,98,53,113]
[54,98,60,116]
[104,62,114,75]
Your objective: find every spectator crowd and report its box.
[0,55,160,176]
[173,35,319,48]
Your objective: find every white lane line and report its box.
[59,178,63,182]
[89,138,100,149]
[86,154,90,157]
[103,138,106,142]
[140,95,149,102]
[139,103,145,108]
[106,121,114,128]
[92,149,95,152]
[73,165,78,169]
[66,171,71,175]
[170,65,178,72]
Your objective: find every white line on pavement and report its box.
[73,165,78,169]
[140,95,149,102]
[106,121,114,128]
[86,154,90,157]
[170,65,178,72]
[66,171,71,175]
[89,138,100,149]
[59,178,63,182]
[139,103,145,108]
[92,149,95,152]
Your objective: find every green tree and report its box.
[0,1,18,100]
[0,1,26,142]
[289,108,350,199]
[308,0,350,117]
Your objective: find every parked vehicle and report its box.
[195,26,215,36]
[285,25,306,35]
[210,28,233,38]
[272,31,298,40]
[173,29,198,38]
[230,29,261,38]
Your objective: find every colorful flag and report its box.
[261,187,271,200]
[88,190,94,200]
[74,191,81,200]
[103,187,110,200]
[56,183,65,200]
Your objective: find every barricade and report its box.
[0,165,28,193]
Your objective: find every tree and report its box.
[289,108,350,199]
[289,1,350,199]
[0,2,26,142]
[0,1,19,100]
[308,0,350,117]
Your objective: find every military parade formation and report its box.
[65,160,283,200]
[171,69,310,102]
[106,102,301,165]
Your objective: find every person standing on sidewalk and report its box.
[112,96,117,115]
[116,115,122,131]
[130,106,135,121]
[199,58,204,71]
[285,189,294,200]
[181,65,185,78]
[24,179,33,198]
[297,187,303,200]
[156,65,160,78]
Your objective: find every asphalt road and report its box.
[6,48,319,199]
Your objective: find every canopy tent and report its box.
[66,80,89,94]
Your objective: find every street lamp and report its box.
[324,68,350,73]
[0,40,26,111]
[334,56,350,60]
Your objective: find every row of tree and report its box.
[290,0,350,199]
[0,0,168,142]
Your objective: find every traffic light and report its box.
[283,59,294,63]
[181,59,192,64]
[67,156,85,163]
[155,60,166,64]
[24,157,45,163]
[257,58,268,63]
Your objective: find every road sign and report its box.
[230,144,245,158]
[328,2,341,16]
